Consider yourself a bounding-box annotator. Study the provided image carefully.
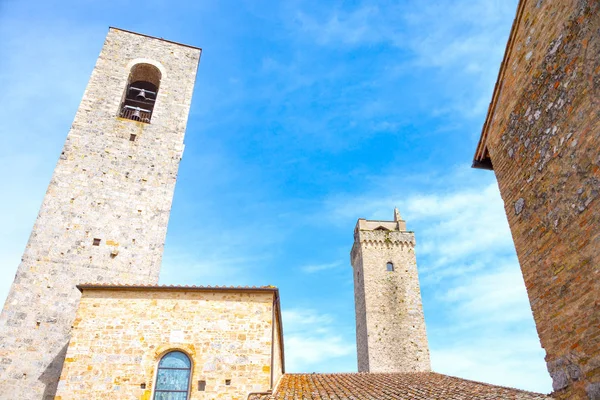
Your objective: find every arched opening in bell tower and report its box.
[119,63,161,123]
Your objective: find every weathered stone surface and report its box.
[474,0,600,398]
[0,28,201,399]
[54,287,283,400]
[350,210,431,373]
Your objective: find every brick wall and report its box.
[480,1,600,398]
[0,28,200,399]
[55,287,283,400]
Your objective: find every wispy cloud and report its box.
[282,309,355,371]
[300,261,342,273]
[295,6,384,46]
[289,0,517,119]
[439,262,535,325]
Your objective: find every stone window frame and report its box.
[150,348,194,400]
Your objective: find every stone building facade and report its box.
[472,1,600,399]
[350,209,431,373]
[0,28,201,399]
[54,285,284,400]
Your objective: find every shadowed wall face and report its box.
[0,28,200,399]
[477,1,600,398]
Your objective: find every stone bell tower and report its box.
[350,208,431,373]
[0,28,201,399]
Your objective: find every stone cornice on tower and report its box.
[351,208,416,260]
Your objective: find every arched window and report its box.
[119,63,161,123]
[386,262,394,271]
[153,351,192,400]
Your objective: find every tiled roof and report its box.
[261,373,551,400]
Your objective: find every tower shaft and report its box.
[0,28,201,399]
[350,211,431,372]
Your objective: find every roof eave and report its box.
[76,284,278,294]
[472,0,528,170]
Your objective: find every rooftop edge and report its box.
[472,0,526,170]
[109,27,203,52]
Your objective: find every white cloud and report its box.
[432,332,550,393]
[295,6,383,46]
[282,309,355,371]
[324,167,514,273]
[439,263,535,325]
[290,0,517,119]
[300,261,342,273]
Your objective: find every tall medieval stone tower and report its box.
[0,28,201,399]
[350,209,430,373]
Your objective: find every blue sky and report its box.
[0,0,552,393]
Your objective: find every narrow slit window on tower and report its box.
[386,262,394,271]
[119,63,161,123]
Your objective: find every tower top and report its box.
[355,208,407,232]
[393,207,402,222]
[108,27,203,51]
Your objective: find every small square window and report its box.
[130,134,137,142]
[93,238,101,246]
[225,379,231,386]
[198,380,206,391]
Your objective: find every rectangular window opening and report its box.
[225,379,231,386]
[130,134,137,142]
[198,380,206,391]
[93,238,101,246]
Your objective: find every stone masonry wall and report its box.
[272,305,284,389]
[351,221,430,373]
[54,288,281,400]
[0,28,201,399]
[351,236,369,372]
[482,1,600,398]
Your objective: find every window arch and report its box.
[153,351,192,400]
[119,63,161,123]
[386,262,394,271]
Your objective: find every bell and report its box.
[131,109,141,120]
[136,89,147,101]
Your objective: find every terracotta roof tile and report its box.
[265,373,551,400]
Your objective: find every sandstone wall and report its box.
[0,28,201,399]
[480,1,600,398]
[55,288,279,400]
[351,222,431,373]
